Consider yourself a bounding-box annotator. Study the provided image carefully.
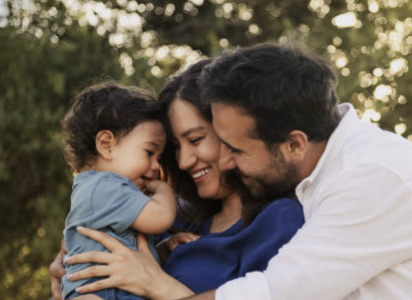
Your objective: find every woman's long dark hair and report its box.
[158,59,270,231]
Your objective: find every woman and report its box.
[50,59,304,300]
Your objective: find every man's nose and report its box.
[218,144,236,171]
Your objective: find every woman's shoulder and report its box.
[263,197,302,212]
[250,197,304,229]
[263,197,302,211]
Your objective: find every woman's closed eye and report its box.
[189,136,204,145]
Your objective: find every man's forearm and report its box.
[179,289,216,300]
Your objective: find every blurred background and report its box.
[0,0,411,299]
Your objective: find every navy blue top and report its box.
[162,198,304,293]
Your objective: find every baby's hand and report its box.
[144,180,169,195]
[166,232,200,251]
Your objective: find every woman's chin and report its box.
[197,185,233,200]
[196,188,219,200]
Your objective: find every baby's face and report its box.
[110,120,166,189]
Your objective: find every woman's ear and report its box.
[96,130,116,160]
[285,130,308,161]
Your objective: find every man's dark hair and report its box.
[63,81,165,173]
[200,43,341,147]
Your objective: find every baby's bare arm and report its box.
[131,180,176,234]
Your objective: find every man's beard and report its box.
[244,154,300,200]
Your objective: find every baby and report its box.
[61,82,176,300]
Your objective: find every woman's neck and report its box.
[209,192,242,234]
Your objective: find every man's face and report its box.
[211,102,300,198]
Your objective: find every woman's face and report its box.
[168,99,233,200]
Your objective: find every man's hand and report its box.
[49,239,67,300]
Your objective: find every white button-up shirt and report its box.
[217,103,412,300]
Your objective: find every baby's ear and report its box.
[96,130,115,160]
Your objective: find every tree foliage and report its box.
[0,0,411,299]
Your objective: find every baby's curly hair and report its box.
[62,81,165,173]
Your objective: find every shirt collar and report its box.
[73,170,97,189]
[295,103,361,201]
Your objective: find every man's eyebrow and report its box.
[220,139,243,153]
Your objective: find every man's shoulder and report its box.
[342,126,412,178]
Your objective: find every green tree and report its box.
[0,2,128,298]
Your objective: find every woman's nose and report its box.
[177,146,196,171]
[218,144,236,171]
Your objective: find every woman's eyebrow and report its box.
[181,126,206,138]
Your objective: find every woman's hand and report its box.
[157,232,200,264]
[49,239,67,300]
[66,227,195,300]
[167,232,200,251]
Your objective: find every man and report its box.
[182,43,412,299]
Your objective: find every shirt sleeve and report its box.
[217,163,412,300]
[88,175,151,233]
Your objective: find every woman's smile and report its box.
[191,167,212,182]
[191,167,212,179]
